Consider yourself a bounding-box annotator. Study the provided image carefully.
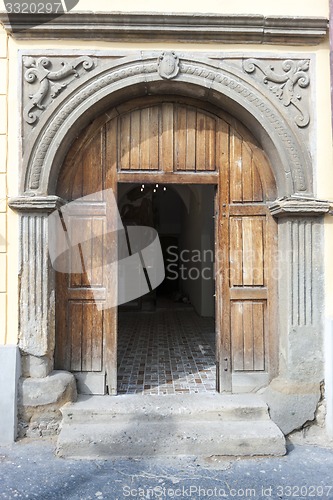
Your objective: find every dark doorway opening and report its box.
[117,183,216,395]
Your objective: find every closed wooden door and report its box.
[55,98,277,394]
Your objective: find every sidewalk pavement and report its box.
[0,438,333,499]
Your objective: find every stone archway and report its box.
[9,51,329,435]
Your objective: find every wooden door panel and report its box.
[229,216,265,287]
[66,301,104,373]
[231,300,266,372]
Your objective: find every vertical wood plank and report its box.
[252,218,264,286]
[252,161,264,202]
[82,133,103,199]
[119,114,131,170]
[196,112,206,171]
[205,116,216,171]
[160,103,174,172]
[229,217,243,286]
[242,143,253,201]
[140,108,150,170]
[149,106,159,170]
[253,302,265,371]
[82,303,92,372]
[231,302,244,371]
[242,218,254,286]
[130,110,141,170]
[175,105,187,170]
[108,116,118,174]
[92,309,103,372]
[230,129,243,202]
[70,302,83,371]
[91,218,104,287]
[81,218,92,287]
[72,161,83,200]
[55,271,70,370]
[70,218,83,287]
[185,108,196,170]
[243,302,254,370]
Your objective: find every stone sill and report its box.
[0,12,328,45]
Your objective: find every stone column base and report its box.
[18,370,77,438]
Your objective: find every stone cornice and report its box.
[269,197,331,217]
[0,12,328,45]
[8,196,66,212]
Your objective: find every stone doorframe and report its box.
[8,51,330,435]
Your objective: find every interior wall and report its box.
[179,186,215,317]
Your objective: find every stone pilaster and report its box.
[262,198,329,434]
[277,217,324,382]
[9,196,64,377]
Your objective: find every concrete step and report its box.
[56,394,286,458]
[60,393,270,424]
[57,420,285,458]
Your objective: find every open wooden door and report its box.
[55,126,118,395]
[217,128,277,392]
[55,97,277,396]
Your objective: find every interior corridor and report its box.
[117,183,216,395]
[117,303,216,395]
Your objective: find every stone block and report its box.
[21,354,53,378]
[0,213,6,252]
[0,96,6,134]
[20,370,77,409]
[0,345,20,443]
[0,59,7,94]
[19,370,77,438]
[0,135,6,173]
[260,378,321,435]
[0,254,6,292]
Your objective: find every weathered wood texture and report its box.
[55,129,117,393]
[56,99,277,394]
[113,104,220,173]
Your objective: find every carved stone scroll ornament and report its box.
[158,51,180,80]
[23,56,95,125]
[243,59,310,128]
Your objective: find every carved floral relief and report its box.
[243,58,310,128]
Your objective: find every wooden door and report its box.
[55,126,118,395]
[217,129,277,392]
[55,98,277,395]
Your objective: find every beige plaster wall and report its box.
[1,0,333,344]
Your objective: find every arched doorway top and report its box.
[21,52,312,198]
[57,97,277,203]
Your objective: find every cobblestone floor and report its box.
[117,305,216,395]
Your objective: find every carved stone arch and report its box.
[21,53,312,198]
[9,52,328,438]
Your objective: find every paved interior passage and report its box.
[117,305,216,395]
